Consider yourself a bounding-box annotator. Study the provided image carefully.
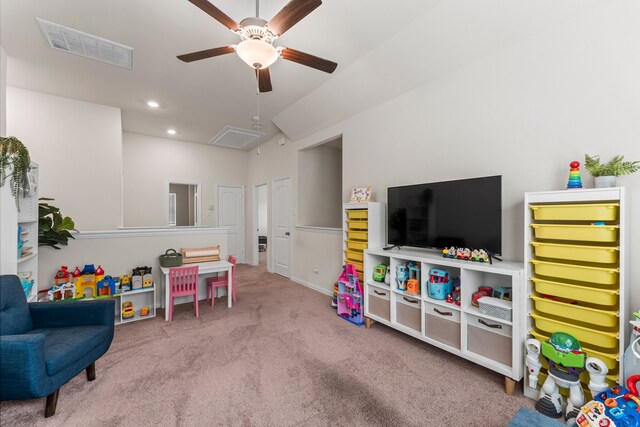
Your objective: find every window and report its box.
[168,183,198,226]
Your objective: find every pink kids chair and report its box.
[168,265,199,321]
[206,256,237,307]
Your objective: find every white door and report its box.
[272,177,291,278]
[218,186,244,262]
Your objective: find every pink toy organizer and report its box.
[336,263,364,326]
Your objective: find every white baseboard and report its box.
[291,277,332,296]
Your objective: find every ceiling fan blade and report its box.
[177,46,235,62]
[187,0,239,31]
[267,0,322,36]
[280,48,337,74]
[256,68,273,93]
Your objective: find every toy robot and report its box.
[526,333,609,420]
[396,264,409,291]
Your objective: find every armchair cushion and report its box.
[27,326,112,376]
[0,275,33,335]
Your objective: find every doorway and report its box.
[272,177,292,278]
[252,183,269,268]
[218,185,245,263]
[168,182,200,226]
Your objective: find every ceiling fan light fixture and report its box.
[236,39,278,69]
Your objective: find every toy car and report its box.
[373,264,387,282]
[140,306,150,317]
[122,301,134,319]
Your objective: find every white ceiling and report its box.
[0,0,604,147]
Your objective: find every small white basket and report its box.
[478,296,512,322]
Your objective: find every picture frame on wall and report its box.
[350,186,372,202]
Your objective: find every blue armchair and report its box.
[0,274,114,417]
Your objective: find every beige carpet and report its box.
[0,262,534,426]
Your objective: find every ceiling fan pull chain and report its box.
[256,0,259,18]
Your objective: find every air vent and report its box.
[36,18,133,70]
[209,126,265,151]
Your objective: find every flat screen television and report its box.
[387,175,502,255]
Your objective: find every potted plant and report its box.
[39,198,77,249]
[584,154,640,188]
[0,136,31,209]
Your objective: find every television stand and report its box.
[363,246,524,394]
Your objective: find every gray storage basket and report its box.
[478,296,512,322]
[159,248,183,268]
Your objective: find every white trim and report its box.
[74,227,227,239]
[291,277,332,296]
[295,226,342,234]
[218,184,246,263]
[252,182,268,267]
[272,176,292,277]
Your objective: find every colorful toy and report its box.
[407,262,421,295]
[336,264,364,326]
[96,275,118,297]
[567,160,583,189]
[331,282,339,308]
[372,264,387,282]
[119,274,132,292]
[75,264,98,298]
[94,265,105,283]
[576,375,640,427]
[122,301,134,319]
[492,287,512,301]
[452,289,461,306]
[472,286,493,307]
[131,266,151,290]
[142,275,153,288]
[427,268,452,300]
[456,247,471,260]
[140,306,150,317]
[443,246,457,259]
[384,269,390,285]
[46,283,77,301]
[54,266,69,285]
[526,333,609,420]
[395,264,409,291]
[470,249,490,263]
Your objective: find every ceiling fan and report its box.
[177,0,338,93]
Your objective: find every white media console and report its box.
[363,246,525,394]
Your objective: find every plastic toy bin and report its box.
[466,314,512,367]
[395,295,421,332]
[530,223,618,243]
[345,240,367,251]
[530,311,618,351]
[530,259,618,285]
[344,249,363,263]
[424,303,460,350]
[345,220,368,230]
[529,203,619,221]
[530,294,619,328]
[346,230,368,241]
[530,241,619,264]
[367,286,390,321]
[346,209,368,220]
[530,277,618,307]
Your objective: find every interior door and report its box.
[218,185,244,263]
[272,177,291,278]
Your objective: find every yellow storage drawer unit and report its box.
[530,311,618,351]
[530,295,619,328]
[530,223,619,243]
[346,209,368,220]
[530,242,619,264]
[530,277,618,307]
[344,250,363,263]
[530,203,619,221]
[529,329,619,370]
[346,230,368,241]
[345,220,368,230]
[530,259,618,285]
[345,239,368,251]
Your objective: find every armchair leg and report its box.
[86,362,96,381]
[45,389,59,418]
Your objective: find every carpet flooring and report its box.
[1,261,536,426]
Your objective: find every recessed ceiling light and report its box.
[167,129,177,135]
[147,100,160,108]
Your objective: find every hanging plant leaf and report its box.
[0,136,31,210]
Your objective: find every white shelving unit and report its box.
[364,246,525,394]
[114,285,156,325]
[523,187,628,401]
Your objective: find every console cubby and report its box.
[364,246,524,394]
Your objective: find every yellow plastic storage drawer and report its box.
[346,229,368,241]
[344,249,363,263]
[345,220,368,230]
[530,203,619,221]
[530,259,618,285]
[530,242,619,264]
[346,260,363,273]
[531,312,618,350]
[346,209,368,220]
[530,277,618,307]
[530,329,619,369]
[530,223,618,243]
[345,240,367,251]
[530,295,619,328]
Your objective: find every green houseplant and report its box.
[584,154,640,188]
[0,136,31,209]
[39,198,77,249]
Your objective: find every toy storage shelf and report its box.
[115,285,156,325]
[523,187,628,401]
[17,163,39,303]
[342,202,385,282]
[364,246,524,394]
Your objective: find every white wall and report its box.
[297,142,342,228]
[273,3,640,306]
[0,46,6,137]
[6,87,123,230]
[257,184,267,236]
[122,132,247,227]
